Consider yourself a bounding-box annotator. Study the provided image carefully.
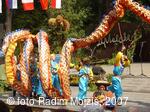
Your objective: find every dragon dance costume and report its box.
[108,51,130,101]
[77,65,93,100]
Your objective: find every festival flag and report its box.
[51,0,61,9]
[21,0,34,11]
[0,0,2,13]
[40,0,48,10]
[7,0,18,9]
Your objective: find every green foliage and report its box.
[88,82,97,92]
[73,49,87,60]
[88,74,113,92]
[12,0,95,53]
[0,80,9,92]
[12,1,48,34]
[127,30,142,61]
[46,0,94,53]
[70,74,79,86]
[61,0,94,38]
[121,10,141,24]
[121,0,150,24]
[137,0,150,4]
[107,52,117,65]
[11,0,145,56]
[106,73,113,83]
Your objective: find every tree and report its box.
[12,0,96,53]
[46,0,94,53]
[13,0,149,55]
[12,1,48,33]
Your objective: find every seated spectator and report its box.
[0,100,10,112]
[12,105,32,112]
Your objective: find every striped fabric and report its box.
[22,0,34,11]
[0,0,2,13]
[51,0,61,9]
[40,0,48,10]
[8,0,18,9]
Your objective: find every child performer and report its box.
[93,85,107,104]
[107,46,130,104]
[50,54,63,96]
[31,56,44,97]
[77,58,93,100]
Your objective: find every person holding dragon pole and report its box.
[77,58,93,100]
[107,46,130,104]
[50,54,63,96]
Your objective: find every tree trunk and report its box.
[5,9,12,32]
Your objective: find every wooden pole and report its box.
[117,23,124,47]
[5,9,12,33]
